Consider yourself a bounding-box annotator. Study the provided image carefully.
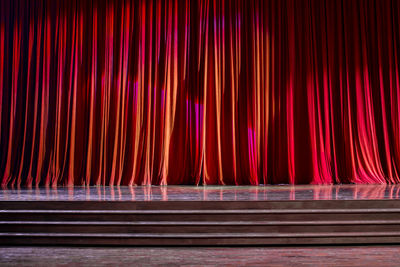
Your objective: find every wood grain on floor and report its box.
[0,246,399,267]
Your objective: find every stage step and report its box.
[0,200,399,245]
[2,232,400,245]
[2,220,400,234]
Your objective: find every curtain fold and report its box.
[1,0,400,186]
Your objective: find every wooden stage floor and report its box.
[1,184,399,201]
[1,246,400,266]
[1,185,400,246]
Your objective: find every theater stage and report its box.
[0,185,400,246]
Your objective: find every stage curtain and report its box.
[1,0,400,186]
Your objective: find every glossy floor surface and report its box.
[0,246,399,266]
[0,185,400,201]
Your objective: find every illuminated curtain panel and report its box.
[0,0,400,186]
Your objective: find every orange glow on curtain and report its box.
[1,0,400,186]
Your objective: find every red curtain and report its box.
[1,0,400,186]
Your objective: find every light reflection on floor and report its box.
[0,184,399,201]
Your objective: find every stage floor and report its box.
[1,184,400,246]
[1,246,400,267]
[0,184,399,201]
